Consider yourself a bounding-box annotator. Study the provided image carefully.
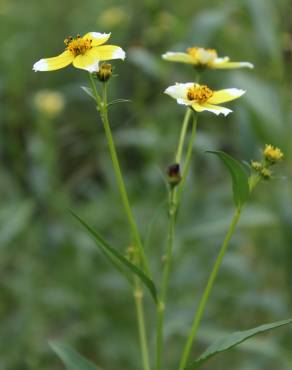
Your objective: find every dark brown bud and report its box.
[167,163,181,187]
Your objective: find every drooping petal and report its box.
[208,88,246,104]
[33,50,74,71]
[162,52,194,64]
[212,57,254,69]
[164,83,194,101]
[193,102,232,116]
[82,32,111,46]
[89,45,126,61]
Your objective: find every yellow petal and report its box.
[72,49,100,72]
[162,52,194,64]
[90,45,126,61]
[33,50,73,71]
[192,102,232,116]
[208,89,245,104]
[82,32,111,46]
[212,58,254,69]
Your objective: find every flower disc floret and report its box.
[64,35,93,56]
[186,84,213,104]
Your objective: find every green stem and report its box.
[89,73,151,276]
[175,108,193,164]
[155,111,197,370]
[134,278,151,370]
[176,113,198,204]
[178,207,242,370]
[155,188,176,370]
[87,73,152,370]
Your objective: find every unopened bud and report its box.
[167,163,181,187]
[96,63,112,82]
[261,167,272,180]
[263,144,284,164]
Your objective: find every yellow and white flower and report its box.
[33,32,125,72]
[165,83,245,116]
[162,47,253,69]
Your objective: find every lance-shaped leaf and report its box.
[187,318,292,369]
[50,341,101,370]
[207,150,250,208]
[81,86,95,100]
[70,210,158,303]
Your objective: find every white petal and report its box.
[83,60,100,73]
[164,82,193,99]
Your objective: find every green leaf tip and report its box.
[187,318,292,369]
[70,210,158,304]
[50,341,101,370]
[207,150,250,208]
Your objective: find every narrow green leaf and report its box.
[81,86,95,100]
[70,210,158,303]
[50,341,101,370]
[107,98,131,107]
[207,150,250,207]
[187,319,292,369]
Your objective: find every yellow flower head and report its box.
[162,46,254,70]
[263,144,284,164]
[165,83,245,116]
[33,32,125,73]
[33,89,65,117]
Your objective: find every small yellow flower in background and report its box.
[165,83,245,116]
[33,32,125,73]
[33,89,65,117]
[162,47,253,69]
[251,161,263,172]
[264,144,284,164]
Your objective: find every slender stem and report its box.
[155,111,197,370]
[175,108,193,164]
[89,73,151,276]
[176,114,198,204]
[87,73,152,370]
[178,207,242,370]
[134,278,151,370]
[155,188,176,370]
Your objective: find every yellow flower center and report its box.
[64,35,93,56]
[186,47,218,65]
[186,84,213,104]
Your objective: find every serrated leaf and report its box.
[70,210,158,303]
[81,86,95,100]
[187,319,292,369]
[50,341,101,370]
[207,151,250,208]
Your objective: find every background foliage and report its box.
[1,0,292,369]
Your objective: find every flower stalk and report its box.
[178,206,242,370]
[88,72,151,370]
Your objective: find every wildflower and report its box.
[162,47,253,69]
[165,83,245,116]
[251,161,263,172]
[33,89,65,117]
[33,32,125,73]
[264,144,284,164]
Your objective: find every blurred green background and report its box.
[1,0,292,369]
